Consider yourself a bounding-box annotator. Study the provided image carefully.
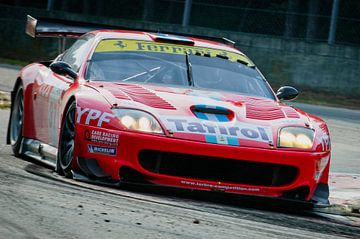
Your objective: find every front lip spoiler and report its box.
[71,170,316,210]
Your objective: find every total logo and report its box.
[77,107,115,126]
[165,117,272,143]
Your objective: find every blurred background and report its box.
[0,0,359,103]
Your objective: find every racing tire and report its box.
[56,101,76,178]
[9,85,24,157]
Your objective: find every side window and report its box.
[61,34,95,72]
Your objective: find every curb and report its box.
[328,174,360,220]
[325,202,360,217]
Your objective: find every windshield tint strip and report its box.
[94,39,254,67]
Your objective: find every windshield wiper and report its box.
[215,53,254,68]
[185,52,194,86]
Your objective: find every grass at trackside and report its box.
[0,92,11,109]
[0,58,359,110]
[0,104,10,109]
[0,58,29,67]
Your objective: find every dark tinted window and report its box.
[86,51,274,99]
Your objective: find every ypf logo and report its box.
[76,107,115,127]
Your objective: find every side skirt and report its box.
[20,138,57,168]
[72,170,120,187]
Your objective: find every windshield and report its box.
[85,39,275,99]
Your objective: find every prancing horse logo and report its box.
[115,40,127,49]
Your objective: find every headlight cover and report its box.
[112,108,164,134]
[278,127,314,149]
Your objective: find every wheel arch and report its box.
[59,96,77,141]
[56,95,77,176]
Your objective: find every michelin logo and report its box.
[88,145,117,156]
[165,117,272,143]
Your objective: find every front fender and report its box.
[74,88,122,131]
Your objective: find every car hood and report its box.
[89,82,310,149]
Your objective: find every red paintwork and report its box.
[17,30,331,201]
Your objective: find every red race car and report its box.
[7,15,331,206]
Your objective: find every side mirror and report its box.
[276,86,299,101]
[50,61,78,79]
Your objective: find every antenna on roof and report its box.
[221,37,236,47]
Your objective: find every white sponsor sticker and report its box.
[163,116,272,143]
[84,129,119,146]
[87,144,117,156]
[77,107,116,127]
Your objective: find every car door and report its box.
[33,34,95,147]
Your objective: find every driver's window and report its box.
[61,34,95,72]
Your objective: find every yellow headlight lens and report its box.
[121,115,136,129]
[138,116,151,132]
[279,132,296,147]
[278,127,314,149]
[294,133,313,148]
[113,109,164,134]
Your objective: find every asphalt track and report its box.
[1,65,360,238]
[0,123,360,239]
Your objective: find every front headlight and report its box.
[278,127,314,149]
[112,108,164,134]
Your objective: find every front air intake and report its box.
[138,150,298,187]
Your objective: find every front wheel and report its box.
[56,101,76,178]
[9,85,24,157]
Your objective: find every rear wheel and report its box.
[56,101,76,178]
[9,85,24,156]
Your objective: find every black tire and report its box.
[56,101,76,178]
[9,85,24,157]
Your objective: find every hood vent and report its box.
[113,84,176,110]
[282,106,300,118]
[246,98,285,120]
[107,89,131,100]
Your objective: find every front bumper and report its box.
[76,125,330,201]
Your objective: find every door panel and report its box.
[32,34,95,147]
[33,69,71,147]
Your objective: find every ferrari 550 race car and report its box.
[7,16,331,205]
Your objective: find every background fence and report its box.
[1,0,359,46]
[0,1,359,97]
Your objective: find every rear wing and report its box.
[26,15,236,54]
[26,15,115,53]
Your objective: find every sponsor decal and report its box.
[87,144,117,156]
[180,180,260,192]
[77,107,116,127]
[164,117,272,144]
[94,39,254,66]
[37,82,68,147]
[84,129,119,146]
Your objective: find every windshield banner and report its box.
[94,39,254,66]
